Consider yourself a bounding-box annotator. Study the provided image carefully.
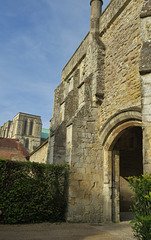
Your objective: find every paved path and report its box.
[0,221,134,240]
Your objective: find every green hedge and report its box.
[0,159,69,224]
[128,174,151,240]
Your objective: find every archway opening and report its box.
[113,126,143,221]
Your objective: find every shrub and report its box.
[0,159,69,224]
[128,174,151,240]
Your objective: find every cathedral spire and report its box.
[90,0,103,32]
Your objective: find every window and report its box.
[29,121,33,135]
[25,138,29,149]
[23,120,27,135]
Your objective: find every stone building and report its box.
[0,113,42,153]
[46,0,151,223]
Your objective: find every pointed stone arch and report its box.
[100,108,142,149]
[100,109,142,222]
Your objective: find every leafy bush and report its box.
[128,174,151,240]
[0,159,69,224]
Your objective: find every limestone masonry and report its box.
[45,0,151,222]
[2,0,151,223]
[0,113,42,153]
[45,0,151,223]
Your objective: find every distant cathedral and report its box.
[0,112,48,153]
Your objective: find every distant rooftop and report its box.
[41,128,49,139]
[0,138,29,158]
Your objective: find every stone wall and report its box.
[99,0,143,127]
[139,0,151,173]
[30,139,48,164]
[98,0,144,222]
[47,31,105,221]
[47,0,150,222]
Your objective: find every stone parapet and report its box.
[61,34,89,82]
[99,0,131,35]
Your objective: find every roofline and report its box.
[14,112,42,119]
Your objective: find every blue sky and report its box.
[0,0,111,129]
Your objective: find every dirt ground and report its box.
[0,221,134,240]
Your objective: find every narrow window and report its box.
[29,121,33,135]
[23,120,27,135]
[25,138,29,149]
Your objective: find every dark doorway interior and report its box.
[113,127,143,221]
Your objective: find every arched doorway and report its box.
[100,109,143,222]
[112,126,143,221]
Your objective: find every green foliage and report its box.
[0,159,69,224]
[128,174,151,240]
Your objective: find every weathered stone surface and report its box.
[30,140,48,163]
[99,0,132,35]
[100,0,143,128]
[140,0,151,176]
[140,41,151,74]
[46,0,151,223]
[140,0,151,18]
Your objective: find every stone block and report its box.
[140,0,151,18]
[140,41,151,74]
[142,104,151,114]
